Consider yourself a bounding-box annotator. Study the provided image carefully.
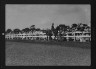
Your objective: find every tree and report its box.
[77,27,84,31]
[71,23,78,28]
[51,23,55,32]
[35,28,41,31]
[66,25,70,31]
[13,28,21,34]
[71,23,78,31]
[22,28,30,33]
[6,29,12,34]
[83,24,88,27]
[59,24,69,32]
[30,25,35,28]
[30,25,35,33]
[77,23,87,32]
[53,24,68,41]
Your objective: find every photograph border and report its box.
[0,0,94,69]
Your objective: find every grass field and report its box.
[6,41,91,66]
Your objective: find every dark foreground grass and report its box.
[6,39,91,49]
[6,41,91,66]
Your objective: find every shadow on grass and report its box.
[6,39,91,49]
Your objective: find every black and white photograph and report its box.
[5,4,91,66]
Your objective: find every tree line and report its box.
[5,23,91,40]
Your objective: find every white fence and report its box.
[5,31,91,42]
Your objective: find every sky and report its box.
[6,4,91,30]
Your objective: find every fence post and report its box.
[74,32,75,41]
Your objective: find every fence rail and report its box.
[5,31,91,42]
